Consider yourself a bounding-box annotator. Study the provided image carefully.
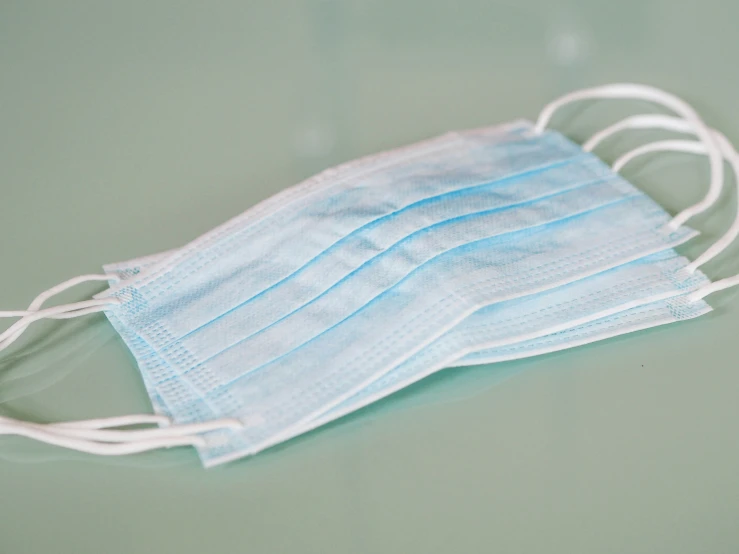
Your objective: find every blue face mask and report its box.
[303,251,711,434]
[96,140,706,464]
[2,84,738,467]
[105,249,711,460]
[125,153,620,390]
[113,177,700,463]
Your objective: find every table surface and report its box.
[2,1,738,553]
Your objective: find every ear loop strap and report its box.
[1,87,729,456]
[583,114,738,273]
[0,419,208,455]
[0,274,122,353]
[535,83,723,230]
[586,116,739,302]
[0,275,243,455]
[0,416,242,451]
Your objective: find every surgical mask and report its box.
[2,84,738,467]
[93,114,711,457]
[105,248,712,457]
[309,257,712,434]
[301,114,739,433]
[120,189,699,465]
[118,154,623,390]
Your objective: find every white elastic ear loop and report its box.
[582,114,704,152]
[0,419,207,455]
[614,138,739,289]
[0,299,119,353]
[613,139,736,274]
[0,414,242,444]
[0,306,112,320]
[613,139,708,173]
[535,84,723,230]
[0,274,121,353]
[0,274,116,318]
[25,274,116,313]
[687,272,739,301]
[0,275,245,454]
[0,413,244,455]
[53,414,171,429]
[609,136,739,302]
[588,115,739,273]
[0,416,244,454]
[0,409,244,455]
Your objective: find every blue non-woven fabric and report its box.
[147,173,630,391]
[104,122,585,350]
[97,121,704,466]
[105,249,711,467]
[105,198,697,465]
[304,251,710,434]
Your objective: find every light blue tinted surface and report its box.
[1,1,739,553]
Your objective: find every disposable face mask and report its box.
[100,124,616,407]
[307,259,712,434]
[117,154,622,389]
[130,191,696,451]
[113,120,585,348]
[99,164,626,411]
[108,118,736,434]
[2,84,739,468]
[91,122,706,459]
[109,249,711,456]
[299,115,739,432]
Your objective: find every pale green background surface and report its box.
[1,1,738,552]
